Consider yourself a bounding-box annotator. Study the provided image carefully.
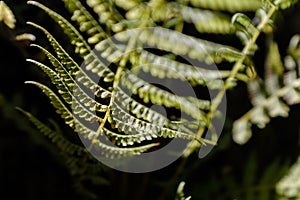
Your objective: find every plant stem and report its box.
[158,3,277,199]
[90,10,151,146]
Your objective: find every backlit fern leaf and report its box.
[121,72,207,122]
[16,108,87,156]
[180,7,234,34]
[113,27,243,64]
[86,0,123,27]
[62,0,108,44]
[30,45,108,112]
[23,0,299,168]
[27,22,112,98]
[23,81,158,157]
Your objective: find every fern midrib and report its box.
[91,12,151,146]
[199,3,277,141]
[158,4,279,200]
[171,2,278,184]
[211,3,277,114]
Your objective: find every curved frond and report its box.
[27,22,112,98]
[138,50,239,88]
[86,0,123,28]
[16,108,87,156]
[121,72,208,122]
[23,82,157,157]
[114,27,243,64]
[29,45,108,112]
[180,6,234,34]
[61,0,107,44]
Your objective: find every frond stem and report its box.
[159,3,278,199]
[90,10,151,146]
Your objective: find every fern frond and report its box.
[180,6,234,34]
[92,139,158,158]
[61,0,107,44]
[29,45,108,112]
[27,1,93,58]
[86,0,123,28]
[110,100,196,141]
[122,72,208,122]
[24,81,157,157]
[114,27,243,64]
[187,0,262,12]
[114,87,201,129]
[27,22,112,98]
[16,108,87,156]
[137,50,247,88]
[25,81,99,124]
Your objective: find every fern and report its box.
[21,0,298,176]
[13,0,300,199]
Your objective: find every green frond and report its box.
[25,81,99,124]
[86,0,123,28]
[122,72,208,122]
[138,50,240,88]
[16,108,87,156]
[29,45,108,112]
[114,27,242,64]
[61,0,107,44]
[18,106,154,159]
[92,139,159,158]
[27,1,92,57]
[187,0,262,12]
[110,100,196,142]
[27,21,112,98]
[24,0,299,173]
[180,6,234,34]
[26,59,72,104]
